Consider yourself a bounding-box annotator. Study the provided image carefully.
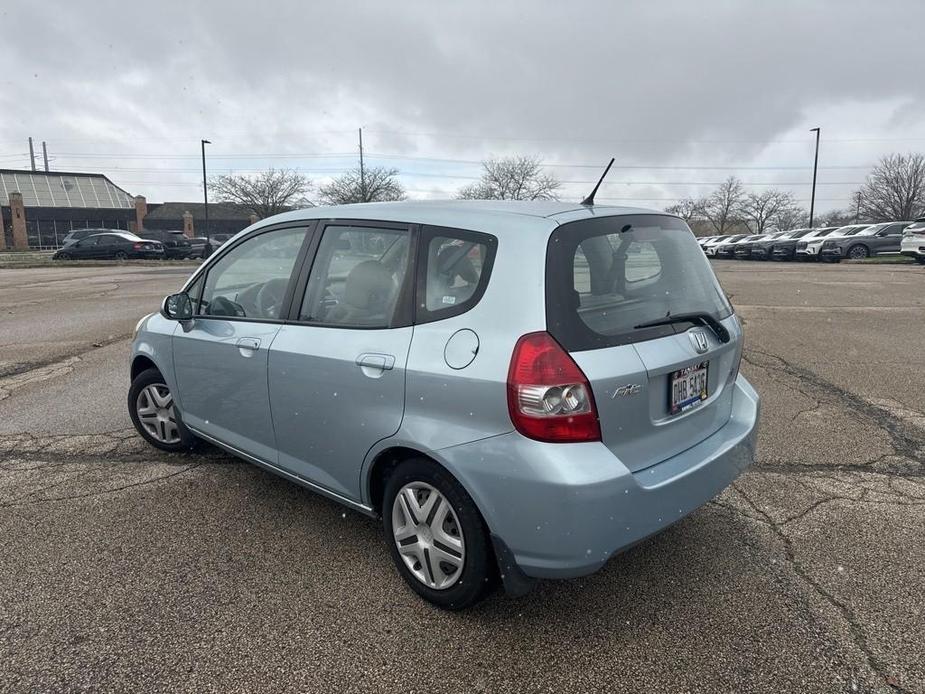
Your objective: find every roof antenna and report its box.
[581,157,614,206]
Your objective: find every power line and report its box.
[9,150,876,172]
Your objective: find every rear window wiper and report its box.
[634,312,730,343]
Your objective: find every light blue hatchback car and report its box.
[129,200,759,609]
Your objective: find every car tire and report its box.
[128,367,199,453]
[847,244,869,260]
[383,458,495,610]
[114,250,129,260]
[57,252,71,260]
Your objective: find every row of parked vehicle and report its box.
[52,228,234,261]
[698,219,925,263]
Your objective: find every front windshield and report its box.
[859,224,886,236]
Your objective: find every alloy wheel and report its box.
[135,383,180,444]
[848,245,868,259]
[391,482,465,590]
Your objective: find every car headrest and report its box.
[437,245,479,283]
[344,260,396,311]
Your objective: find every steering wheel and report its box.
[256,279,287,318]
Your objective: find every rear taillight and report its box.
[133,242,143,250]
[507,332,601,443]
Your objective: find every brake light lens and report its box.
[133,242,143,250]
[507,332,601,443]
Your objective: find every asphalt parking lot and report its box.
[1,260,923,693]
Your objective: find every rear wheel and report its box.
[128,368,198,452]
[383,458,494,610]
[847,244,869,260]
[114,250,129,260]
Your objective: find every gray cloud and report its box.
[2,0,924,209]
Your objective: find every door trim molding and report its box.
[188,426,377,517]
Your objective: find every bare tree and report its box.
[664,197,703,223]
[772,203,808,231]
[742,189,796,233]
[318,166,406,205]
[856,152,925,221]
[209,169,312,219]
[457,156,560,200]
[817,208,854,227]
[701,176,746,234]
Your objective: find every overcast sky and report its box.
[2,0,924,212]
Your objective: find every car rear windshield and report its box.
[546,214,733,351]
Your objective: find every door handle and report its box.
[356,353,395,371]
[236,337,261,356]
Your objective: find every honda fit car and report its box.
[128,201,760,609]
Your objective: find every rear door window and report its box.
[547,214,732,351]
[299,224,412,328]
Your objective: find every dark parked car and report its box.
[770,228,837,260]
[184,236,210,258]
[712,234,749,258]
[137,229,194,259]
[819,221,912,261]
[751,230,803,260]
[60,228,122,247]
[733,231,787,260]
[53,232,165,260]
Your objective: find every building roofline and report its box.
[0,168,134,198]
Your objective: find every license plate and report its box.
[669,362,709,415]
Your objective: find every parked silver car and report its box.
[128,200,760,609]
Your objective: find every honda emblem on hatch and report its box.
[690,330,709,354]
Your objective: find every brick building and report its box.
[0,169,137,249]
[0,169,258,250]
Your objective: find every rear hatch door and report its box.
[547,214,741,473]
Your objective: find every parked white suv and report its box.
[900,219,925,264]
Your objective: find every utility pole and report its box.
[28,137,36,172]
[42,141,49,172]
[358,127,366,202]
[809,127,820,227]
[201,139,211,238]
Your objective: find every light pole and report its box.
[201,139,211,239]
[809,127,820,227]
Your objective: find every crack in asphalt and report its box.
[729,482,912,694]
[0,461,203,508]
[743,348,925,475]
[0,332,131,380]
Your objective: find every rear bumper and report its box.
[438,375,760,580]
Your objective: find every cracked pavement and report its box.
[0,261,923,693]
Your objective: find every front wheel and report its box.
[128,368,198,452]
[383,459,495,610]
[847,244,869,260]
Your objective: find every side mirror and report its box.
[161,292,193,320]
